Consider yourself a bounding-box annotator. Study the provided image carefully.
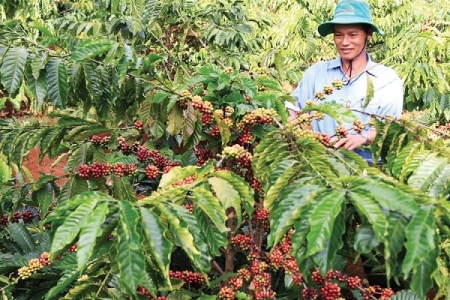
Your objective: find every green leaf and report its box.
[390,143,422,180]
[111,176,138,201]
[267,183,323,247]
[306,191,345,256]
[139,207,173,281]
[34,182,54,217]
[46,57,69,107]
[313,208,345,274]
[351,181,419,216]
[406,153,447,192]
[214,114,231,146]
[193,206,228,257]
[192,187,229,233]
[151,201,201,266]
[7,222,36,253]
[44,269,79,300]
[264,159,300,211]
[428,163,450,198]
[166,203,211,273]
[29,20,54,38]
[167,104,184,135]
[70,39,114,61]
[210,170,254,217]
[50,193,99,254]
[363,74,374,108]
[410,236,439,298]
[116,201,145,295]
[0,47,28,95]
[77,202,109,271]
[385,212,407,280]
[208,176,243,228]
[353,223,379,253]
[158,165,199,188]
[402,205,436,276]
[151,91,170,104]
[303,100,356,124]
[83,62,103,104]
[58,176,89,202]
[31,52,48,79]
[389,290,420,300]
[347,190,388,244]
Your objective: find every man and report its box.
[286,0,403,162]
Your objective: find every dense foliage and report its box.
[1,0,450,299]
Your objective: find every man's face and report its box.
[333,24,372,61]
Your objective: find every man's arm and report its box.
[335,71,404,150]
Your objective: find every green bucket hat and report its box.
[317,0,383,37]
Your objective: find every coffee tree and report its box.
[1,0,450,299]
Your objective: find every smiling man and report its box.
[287,0,404,164]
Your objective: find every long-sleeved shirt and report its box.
[287,55,404,137]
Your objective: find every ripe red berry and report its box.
[145,165,159,180]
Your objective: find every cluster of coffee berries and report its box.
[177,89,192,109]
[78,162,138,179]
[253,208,269,231]
[305,99,317,106]
[194,146,214,166]
[222,145,252,168]
[192,95,214,124]
[315,91,326,101]
[183,200,194,213]
[218,286,235,300]
[223,66,234,75]
[247,171,264,194]
[331,78,344,90]
[67,242,78,253]
[134,120,144,131]
[172,175,197,187]
[361,285,395,300]
[240,108,277,127]
[293,128,315,139]
[303,269,395,300]
[117,136,131,155]
[314,131,332,147]
[321,281,341,300]
[39,252,51,266]
[0,210,36,226]
[17,258,43,280]
[312,111,325,121]
[335,125,348,139]
[89,135,110,149]
[214,106,234,119]
[296,113,313,128]
[209,125,220,139]
[323,84,334,95]
[237,127,253,145]
[145,165,159,180]
[169,270,206,286]
[353,119,365,133]
[78,274,89,282]
[302,287,319,299]
[267,248,283,269]
[231,234,253,251]
[252,272,276,300]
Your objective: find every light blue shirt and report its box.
[287,55,404,137]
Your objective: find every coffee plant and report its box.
[1,0,450,299]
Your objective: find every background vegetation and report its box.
[1,0,450,299]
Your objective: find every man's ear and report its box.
[366,28,374,41]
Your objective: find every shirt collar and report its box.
[327,54,379,77]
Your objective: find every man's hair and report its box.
[362,24,374,34]
[332,23,373,34]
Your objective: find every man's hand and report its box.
[334,134,366,151]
